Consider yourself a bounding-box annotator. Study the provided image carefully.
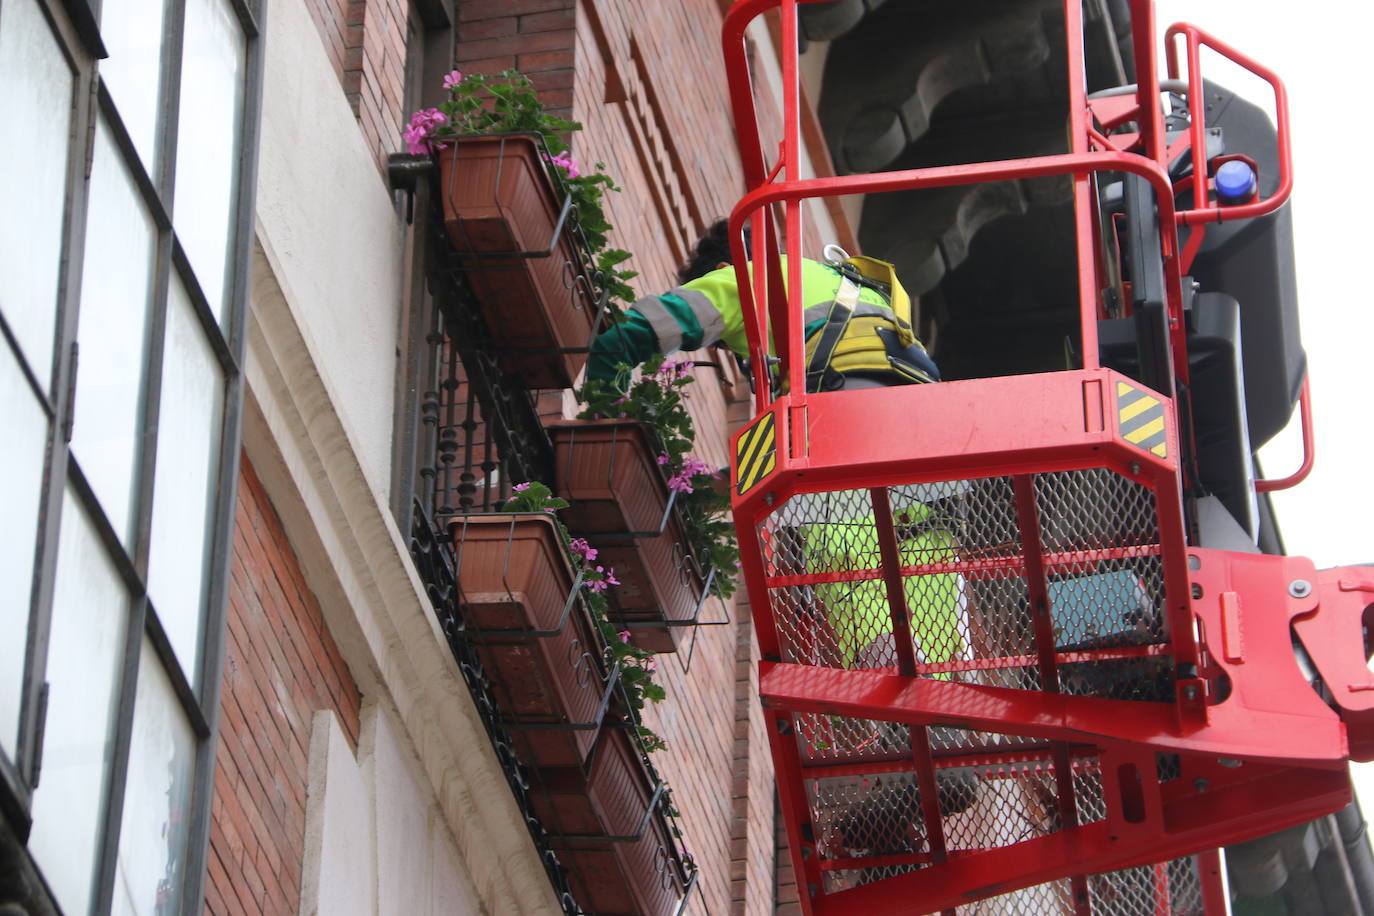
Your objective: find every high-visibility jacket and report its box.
[587,256,939,386]
[800,500,968,675]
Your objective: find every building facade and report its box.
[3,0,819,912]
[4,0,1370,914]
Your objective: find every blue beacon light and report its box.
[1215,160,1257,204]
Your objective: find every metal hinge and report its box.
[30,682,50,789]
[61,340,78,443]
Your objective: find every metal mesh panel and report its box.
[1034,470,1173,702]
[810,771,929,859]
[794,709,1204,912]
[941,758,1061,852]
[766,470,1192,911]
[1071,763,1106,825]
[797,716,1103,888]
[759,469,1173,701]
[947,856,1203,915]
[1087,857,1205,915]
[795,716,1043,765]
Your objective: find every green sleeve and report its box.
[587,309,660,383]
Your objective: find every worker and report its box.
[585,219,940,392]
[587,222,981,845]
[799,490,970,674]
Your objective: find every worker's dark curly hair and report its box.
[676,219,750,285]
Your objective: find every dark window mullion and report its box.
[92,82,173,232]
[128,230,174,581]
[126,0,183,577]
[58,461,148,916]
[16,23,101,792]
[179,8,264,912]
[153,0,188,199]
[227,0,258,37]
[171,238,237,373]
[143,595,213,738]
[87,592,145,916]
[126,0,186,582]
[0,310,60,420]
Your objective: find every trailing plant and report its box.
[575,355,741,599]
[501,481,668,752]
[404,68,638,313]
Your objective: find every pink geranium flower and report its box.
[442,69,463,90]
[402,107,448,154]
[667,472,694,494]
[568,538,597,562]
[512,482,530,492]
[542,150,581,179]
[618,630,632,644]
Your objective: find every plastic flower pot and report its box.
[448,513,614,767]
[548,420,708,653]
[532,727,691,915]
[436,134,600,389]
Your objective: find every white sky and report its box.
[1152,0,1374,827]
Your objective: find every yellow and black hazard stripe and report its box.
[735,411,778,497]
[1116,381,1168,458]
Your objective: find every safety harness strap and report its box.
[805,276,861,391]
[803,276,938,391]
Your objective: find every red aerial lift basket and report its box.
[721,1,1372,913]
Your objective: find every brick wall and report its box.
[203,455,363,916]
[302,0,349,85]
[455,0,576,121]
[563,2,779,913]
[346,0,409,169]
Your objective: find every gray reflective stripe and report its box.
[633,295,685,353]
[803,301,895,324]
[669,286,726,348]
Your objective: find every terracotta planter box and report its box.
[549,421,708,653]
[535,728,690,915]
[448,513,610,767]
[436,134,599,389]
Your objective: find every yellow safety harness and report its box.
[802,254,937,391]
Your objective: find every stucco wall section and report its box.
[300,711,373,916]
[255,0,405,501]
[299,706,485,916]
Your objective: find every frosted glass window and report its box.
[0,0,74,390]
[72,120,157,543]
[111,640,195,916]
[147,276,223,675]
[173,0,245,321]
[0,344,48,753]
[99,0,171,169]
[28,491,130,916]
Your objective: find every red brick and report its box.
[455,27,572,63]
[520,8,573,32]
[459,14,516,40]
[458,0,567,22]
[516,48,574,73]
[536,88,572,111]
[452,55,514,76]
